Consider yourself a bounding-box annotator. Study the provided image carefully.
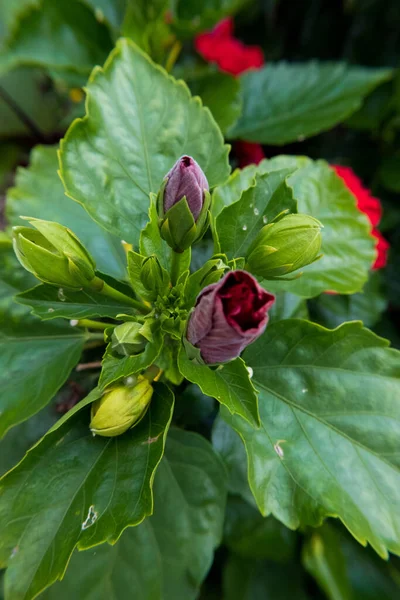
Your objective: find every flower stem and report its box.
[165,41,182,73]
[73,319,108,331]
[90,277,150,314]
[170,250,186,286]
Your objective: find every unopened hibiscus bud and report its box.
[140,255,169,296]
[246,214,322,279]
[13,218,96,289]
[186,270,275,364]
[158,155,211,252]
[90,376,153,437]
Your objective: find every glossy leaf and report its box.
[263,157,376,297]
[221,319,400,558]
[224,496,296,562]
[223,555,310,600]
[99,327,164,389]
[6,145,127,280]
[40,428,226,600]
[215,169,296,258]
[59,38,230,245]
[303,524,352,600]
[211,164,257,219]
[229,62,392,144]
[17,283,135,321]
[0,0,112,75]
[269,291,309,323]
[0,383,174,600]
[179,348,260,427]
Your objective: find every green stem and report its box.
[75,319,108,331]
[91,277,150,314]
[165,41,182,73]
[85,333,105,341]
[170,251,185,286]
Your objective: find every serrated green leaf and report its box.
[59,38,230,246]
[178,348,259,427]
[212,164,257,219]
[220,319,400,558]
[40,428,226,600]
[0,382,174,600]
[0,0,112,75]
[224,496,296,562]
[216,169,296,258]
[263,157,376,297]
[229,62,392,144]
[303,524,352,600]
[99,326,163,389]
[17,283,135,321]
[6,145,127,280]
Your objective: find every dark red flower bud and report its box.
[187,270,275,364]
[164,155,209,221]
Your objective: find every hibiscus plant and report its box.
[1,2,400,600]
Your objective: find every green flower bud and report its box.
[157,156,211,252]
[140,255,169,297]
[90,376,153,437]
[13,218,96,289]
[110,322,148,357]
[246,214,323,279]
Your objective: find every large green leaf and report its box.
[263,157,376,297]
[0,245,85,437]
[229,62,392,144]
[79,0,126,33]
[0,383,174,600]
[6,145,127,280]
[220,319,400,558]
[0,0,112,75]
[222,555,310,600]
[17,283,135,321]
[178,348,260,427]
[215,168,296,258]
[211,164,257,219]
[40,428,226,600]
[59,38,230,246]
[0,316,84,438]
[0,0,39,47]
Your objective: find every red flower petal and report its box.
[235,141,265,168]
[332,165,389,270]
[194,17,264,76]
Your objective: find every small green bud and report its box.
[246,214,323,279]
[140,255,169,296]
[110,322,148,357]
[13,218,96,289]
[90,376,153,437]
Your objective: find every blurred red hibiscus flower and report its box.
[333,165,389,270]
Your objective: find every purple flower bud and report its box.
[164,156,209,221]
[187,270,275,364]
